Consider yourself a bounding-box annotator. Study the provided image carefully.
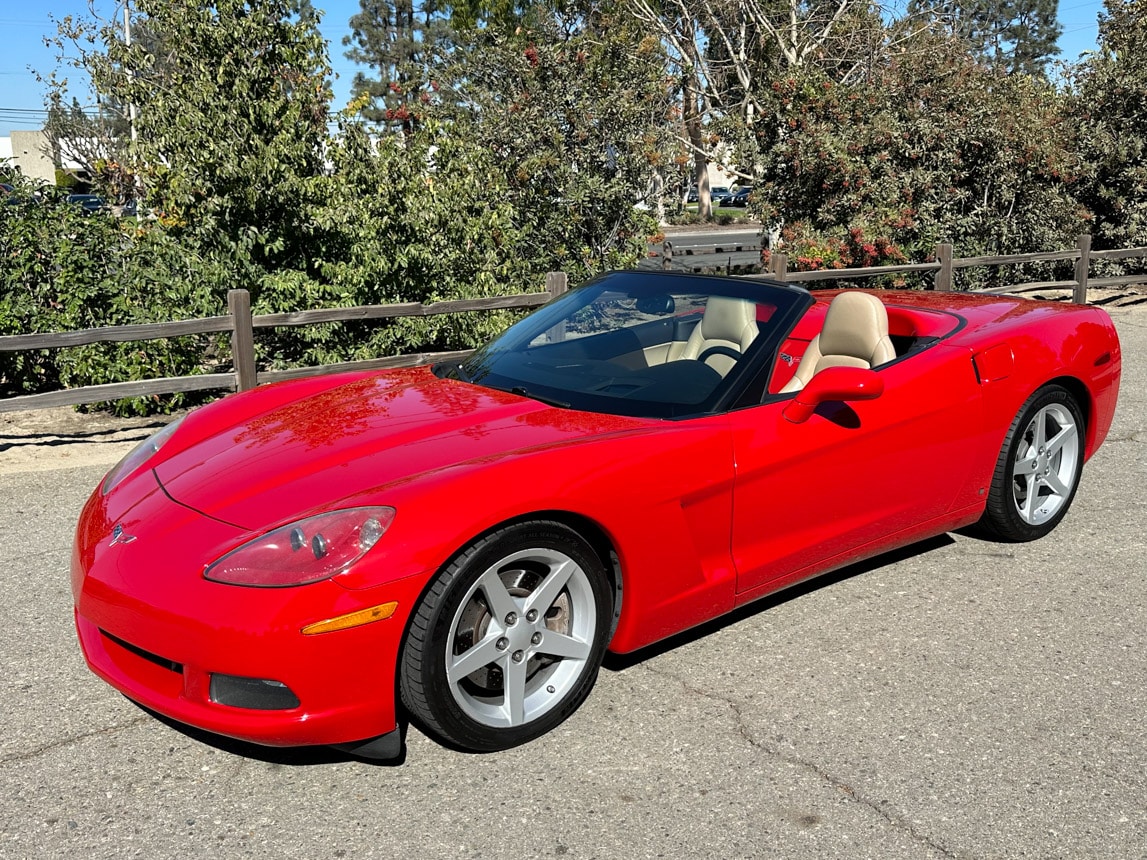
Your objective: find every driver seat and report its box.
[679,297,759,376]
[780,291,895,393]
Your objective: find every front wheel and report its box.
[400,521,612,752]
[979,385,1085,542]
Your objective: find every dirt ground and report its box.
[0,406,182,475]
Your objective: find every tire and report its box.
[400,521,613,752]
[979,385,1085,542]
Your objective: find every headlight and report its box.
[102,417,185,495]
[203,507,396,588]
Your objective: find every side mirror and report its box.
[636,294,675,315]
[783,366,884,424]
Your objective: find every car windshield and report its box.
[443,271,811,419]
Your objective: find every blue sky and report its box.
[0,0,1110,137]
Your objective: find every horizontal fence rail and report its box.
[0,276,567,414]
[3,237,1146,414]
[761,235,1147,306]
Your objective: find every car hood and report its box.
[153,368,650,530]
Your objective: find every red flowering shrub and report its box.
[768,223,908,286]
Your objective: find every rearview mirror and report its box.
[635,294,675,316]
[783,367,884,424]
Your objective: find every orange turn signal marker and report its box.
[301,601,398,636]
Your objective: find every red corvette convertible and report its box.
[72,271,1121,759]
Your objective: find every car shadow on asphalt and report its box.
[136,703,410,767]
[602,533,955,672]
[129,533,957,766]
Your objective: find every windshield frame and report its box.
[443,271,813,420]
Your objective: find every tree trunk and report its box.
[684,71,711,221]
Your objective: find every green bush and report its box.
[0,182,227,414]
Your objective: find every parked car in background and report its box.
[729,186,754,207]
[65,193,107,215]
[686,186,731,205]
[710,186,734,206]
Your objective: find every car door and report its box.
[730,344,985,596]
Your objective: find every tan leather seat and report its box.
[780,291,896,393]
[678,296,759,376]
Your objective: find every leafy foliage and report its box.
[253,119,532,369]
[343,0,454,130]
[11,0,1147,418]
[0,179,225,413]
[751,33,1086,270]
[768,225,906,273]
[433,9,670,284]
[910,0,1062,76]
[88,0,335,289]
[1073,0,1147,250]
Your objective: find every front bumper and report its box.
[71,476,428,753]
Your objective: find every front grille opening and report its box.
[210,674,301,710]
[101,630,183,674]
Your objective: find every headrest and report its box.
[701,297,756,344]
[819,292,890,362]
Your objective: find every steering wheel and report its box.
[695,345,743,367]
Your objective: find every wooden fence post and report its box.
[1074,234,1092,305]
[770,251,788,282]
[544,273,568,343]
[545,271,568,298]
[934,243,953,291]
[228,289,257,392]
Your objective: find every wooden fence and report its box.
[0,272,569,414]
[762,235,1147,302]
[664,234,1147,305]
[2,236,1145,414]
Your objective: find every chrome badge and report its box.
[109,524,137,546]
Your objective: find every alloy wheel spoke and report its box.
[501,653,529,726]
[1045,421,1077,459]
[447,633,505,684]
[1021,473,1040,521]
[1043,470,1071,498]
[1013,450,1038,478]
[478,568,520,624]
[535,630,591,661]
[1030,412,1047,452]
[524,558,578,616]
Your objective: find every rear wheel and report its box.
[400,521,612,752]
[979,385,1085,541]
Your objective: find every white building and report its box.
[0,131,57,184]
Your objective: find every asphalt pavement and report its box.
[0,307,1144,859]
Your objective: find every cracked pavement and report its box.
[0,309,1144,859]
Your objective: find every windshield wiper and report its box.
[509,386,571,409]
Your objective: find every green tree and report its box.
[252,118,533,368]
[910,0,1062,76]
[628,0,890,218]
[343,0,456,130]
[85,0,334,290]
[1073,0,1147,249]
[0,176,226,409]
[752,32,1085,275]
[434,8,673,283]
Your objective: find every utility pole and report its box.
[124,3,138,144]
